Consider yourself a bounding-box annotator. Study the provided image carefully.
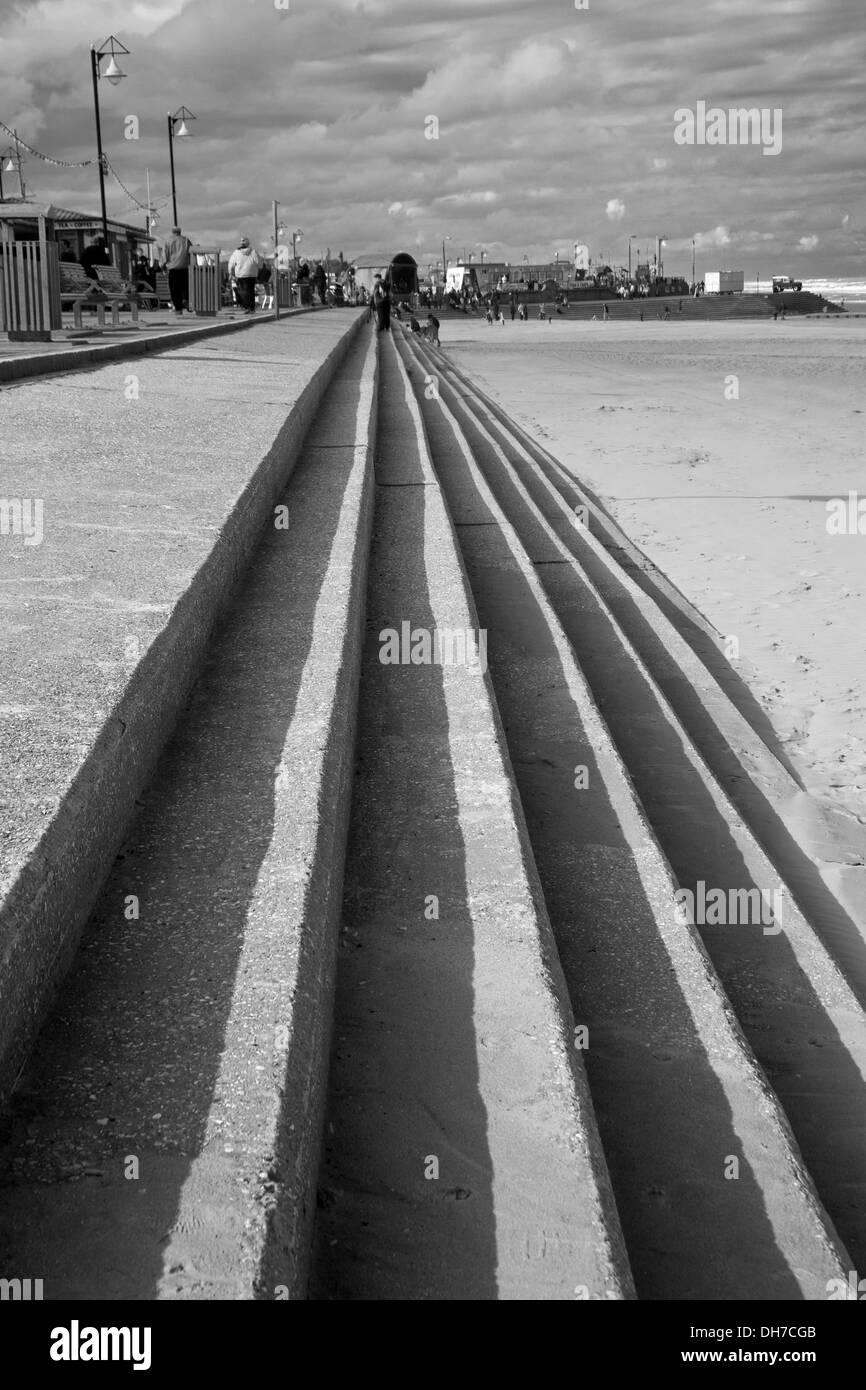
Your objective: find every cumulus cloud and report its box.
[798,234,819,251]
[694,225,733,249]
[0,0,861,276]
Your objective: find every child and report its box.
[426,311,440,346]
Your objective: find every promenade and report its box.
[1,316,865,1301]
[0,305,322,383]
[0,308,364,1102]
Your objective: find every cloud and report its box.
[693,225,733,249]
[798,234,819,251]
[0,0,862,277]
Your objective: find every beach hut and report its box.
[352,251,419,300]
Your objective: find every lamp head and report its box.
[103,55,125,84]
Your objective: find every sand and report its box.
[446,316,866,833]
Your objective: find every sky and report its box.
[0,0,864,278]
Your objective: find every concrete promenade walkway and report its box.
[0,306,327,383]
[0,308,364,1099]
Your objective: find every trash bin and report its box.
[300,283,312,306]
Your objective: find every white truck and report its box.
[704,270,745,295]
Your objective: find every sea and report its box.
[749,277,866,310]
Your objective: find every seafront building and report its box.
[0,198,152,277]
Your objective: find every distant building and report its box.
[352,251,419,299]
[473,260,509,291]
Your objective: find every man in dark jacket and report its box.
[80,237,110,280]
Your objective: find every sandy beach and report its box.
[448,316,866,832]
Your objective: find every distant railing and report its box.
[188,246,221,316]
[0,238,61,340]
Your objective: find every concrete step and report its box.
[0,325,378,1299]
[396,329,852,1298]
[309,331,632,1301]
[403,324,866,1280]
[0,326,634,1302]
[407,328,866,1262]
[0,311,365,1108]
[1,316,860,1301]
[424,349,866,953]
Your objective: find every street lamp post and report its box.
[629,235,638,281]
[442,235,452,287]
[91,36,129,251]
[691,238,696,287]
[167,107,195,225]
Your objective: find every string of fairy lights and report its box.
[0,116,154,211]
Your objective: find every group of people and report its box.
[367,274,440,344]
[295,259,331,306]
[157,230,285,316]
[163,230,269,316]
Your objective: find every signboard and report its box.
[573,242,590,271]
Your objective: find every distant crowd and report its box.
[61,226,359,316]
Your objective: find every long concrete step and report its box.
[0,326,378,1298]
[403,324,866,1278]
[0,311,365,1107]
[0,327,633,1302]
[395,329,852,1298]
[402,335,866,1273]
[426,347,866,954]
[309,331,632,1301]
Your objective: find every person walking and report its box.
[227,236,262,314]
[313,260,327,306]
[510,290,518,321]
[369,273,391,332]
[161,225,192,314]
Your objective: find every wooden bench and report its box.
[60,261,141,329]
[94,264,147,309]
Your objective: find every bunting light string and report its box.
[102,154,151,211]
[1,119,164,217]
[0,118,97,167]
